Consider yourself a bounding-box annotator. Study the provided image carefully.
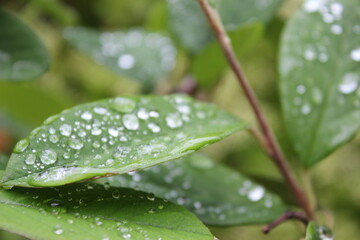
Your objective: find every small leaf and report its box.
[0,9,49,81]
[63,27,176,90]
[167,0,282,53]
[97,153,285,226]
[191,23,264,88]
[279,0,360,167]
[306,222,333,240]
[1,94,246,187]
[0,181,213,240]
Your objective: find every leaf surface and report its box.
[63,28,176,90]
[279,0,360,167]
[0,181,213,240]
[0,9,49,81]
[2,94,245,187]
[97,153,285,226]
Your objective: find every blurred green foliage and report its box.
[0,0,359,239]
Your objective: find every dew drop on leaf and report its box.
[123,114,139,130]
[112,97,136,113]
[247,186,265,202]
[14,138,29,153]
[40,149,57,165]
[25,153,36,165]
[338,73,359,94]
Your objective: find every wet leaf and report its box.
[0,181,213,240]
[306,222,333,240]
[1,94,246,187]
[0,9,49,81]
[279,0,360,167]
[191,23,264,88]
[97,153,286,226]
[167,0,282,53]
[63,28,176,91]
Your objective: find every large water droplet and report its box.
[112,98,136,113]
[247,186,265,202]
[137,108,149,120]
[60,124,72,136]
[14,138,29,153]
[123,114,139,130]
[338,73,359,94]
[25,153,36,165]
[165,113,183,128]
[91,128,102,136]
[94,106,108,115]
[147,122,160,133]
[53,225,63,235]
[296,85,306,94]
[108,128,119,137]
[40,149,57,165]
[301,104,312,115]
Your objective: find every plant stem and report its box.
[262,211,308,234]
[196,0,314,220]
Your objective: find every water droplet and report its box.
[108,128,119,137]
[301,104,312,115]
[338,73,359,94]
[68,138,84,150]
[91,128,102,136]
[165,113,183,128]
[14,138,29,153]
[80,111,92,121]
[147,122,160,133]
[122,233,132,239]
[94,106,108,115]
[49,135,59,143]
[25,153,36,165]
[136,108,148,120]
[149,111,159,118]
[303,0,323,13]
[247,186,265,202]
[148,208,156,214]
[123,114,139,130]
[40,149,57,165]
[68,219,74,224]
[53,225,63,235]
[194,201,202,209]
[112,190,120,199]
[112,98,136,113]
[60,124,72,136]
[330,2,343,16]
[350,48,360,61]
[118,54,135,69]
[147,193,155,201]
[106,159,115,166]
[95,217,103,226]
[304,49,315,61]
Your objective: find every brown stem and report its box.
[262,211,309,234]
[196,0,314,220]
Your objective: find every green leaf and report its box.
[0,181,213,240]
[279,0,360,167]
[191,23,264,88]
[306,222,333,240]
[166,0,282,53]
[97,153,286,226]
[0,155,8,170]
[0,9,49,81]
[63,27,176,91]
[1,94,246,187]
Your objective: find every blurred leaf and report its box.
[279,0,360,167]
[31,0,79,26]
[191,22,264,88]
[306,222,333,240]
[0,9,49,81]
[166,0,213,53]
[63,27,176,91]
[97,153,286,226]
[1,94,246,187]
[0,82,72,127]
[0,155,8,170]
[166,0,282,53]
[0,181,213,240]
